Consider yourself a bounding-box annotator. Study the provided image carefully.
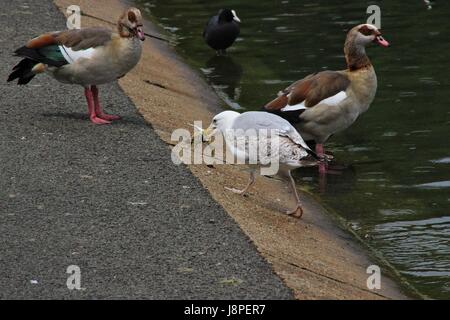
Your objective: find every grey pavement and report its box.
[0,0,293,299]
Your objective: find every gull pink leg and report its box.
[84,87,111,125]
[92,85,121,121]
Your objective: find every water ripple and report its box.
[373,217,450,280]
[431,157,450,164]
[415,181,450,189]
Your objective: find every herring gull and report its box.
[204,111,318,218]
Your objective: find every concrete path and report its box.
[0,0,292,299]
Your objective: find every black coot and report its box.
[203,9,241,54]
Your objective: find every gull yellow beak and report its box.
[188,123,215,144]
[202,125,215,142]
[193,124,203,139]
[189,123,205,145]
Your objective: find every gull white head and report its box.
[204,110,240,139]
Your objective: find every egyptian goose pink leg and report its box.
[92,85,121,121]
[316,143,328,174]
[84,87,111,125]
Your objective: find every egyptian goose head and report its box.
[118,7,145,41]
[344,24,389,71]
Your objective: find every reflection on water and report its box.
[203,55,243,109]
[139,0,450,299]
[431,157,450,164]
[416,181,450,189]
[374,216,450,292]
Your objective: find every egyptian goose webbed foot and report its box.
[314,143,342,175]
[84,87,111,125]
[92,86,121,122]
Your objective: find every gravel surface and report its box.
[0,0,293,299]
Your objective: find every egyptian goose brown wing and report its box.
[27,27,113,51]
[264,70,350,122]
[10,27,113,70]
[53,27,113,51]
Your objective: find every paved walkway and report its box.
[0,0,292,299]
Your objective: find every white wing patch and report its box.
[319,91,347,106]
[280,91,347,112]
[59,45,97,64]
[280,92,306,111]
[281,101,306,112]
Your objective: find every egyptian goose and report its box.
[203,111,318,217]
[7,7,145,125]
[263,24,389,173]
[203,9,241,54]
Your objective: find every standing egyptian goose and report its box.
[203,111,318,217]
[203,9,241,55]
[263,24,389,173]
[7,7,145,125]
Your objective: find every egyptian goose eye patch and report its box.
[358,25,378,36]
[128,11,137,22]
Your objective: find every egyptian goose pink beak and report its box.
[136,26,145,41]
[7,7,145,125]
[365,25,390,47]
[264,24,389,174]
[374,34,389,47]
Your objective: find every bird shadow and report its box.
[41,112,148,127]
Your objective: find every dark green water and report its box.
[137,0,450,299]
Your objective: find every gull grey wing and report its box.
[232,112,312,152]
[232,111,290,132]
[265,70,350,111]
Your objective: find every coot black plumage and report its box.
[203,9,241,54]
